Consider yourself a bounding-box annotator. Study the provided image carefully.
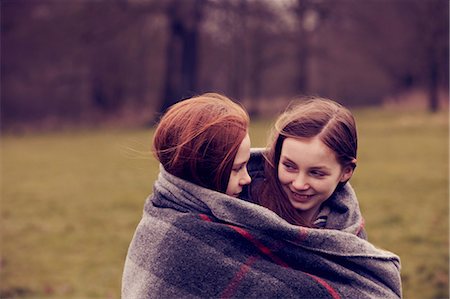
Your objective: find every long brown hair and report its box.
[259,97,357,226]
[153,93,249,193]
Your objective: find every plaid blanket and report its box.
[122,166,402,299]
[241,149,368,237]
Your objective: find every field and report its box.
[1,108,449,298]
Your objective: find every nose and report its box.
[291,173,309,190]
[240,168,252,186]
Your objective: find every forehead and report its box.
[280,137,339,167]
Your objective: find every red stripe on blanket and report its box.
[355,217,365,236]
[227,224,289,268]
[306,273,341,299]
[201,215,341,299]
[297,226,309,241]
[220,255,259,299]
[199,214,212,222]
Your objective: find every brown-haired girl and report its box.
[123,94,401,298]
[245,97,362,232]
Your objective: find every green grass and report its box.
[351,109,449,299]
[1,108,448,298]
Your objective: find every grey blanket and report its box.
[241,149,368,237]
[122,166,402,298]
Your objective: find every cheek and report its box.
[315,178,339,193]
[277,168,293,185]
[226,176,237,195]
[228,174,236,186]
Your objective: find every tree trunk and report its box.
[295,0,312,94]
[161,0,203,114]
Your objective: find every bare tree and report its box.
[291,0,333,94]
[161,0,205,113]
[333,0,448,111]
[409,0,449,112]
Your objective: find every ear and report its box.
[340,159,356,183]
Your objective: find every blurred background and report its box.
[1,0,449,298]
[1,0,448,130]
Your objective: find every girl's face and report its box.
[226,134,251,197]
[277,137,353,224]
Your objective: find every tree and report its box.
[161,0,205,113]
[409,0,449,112]
[333,0,449,111]
[291,0,334,94]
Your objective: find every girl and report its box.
[151,93,251,197]
[122,94,401,298]
[244,97,366,237]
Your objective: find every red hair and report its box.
[153,93,249,193]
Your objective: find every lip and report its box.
[289,190,314,202]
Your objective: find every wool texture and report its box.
[242,149,368,236]
[122,164,402,299]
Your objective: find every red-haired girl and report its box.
[122,94,401,299]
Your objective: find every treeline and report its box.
[1,0,448,129]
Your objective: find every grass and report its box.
[1,108,448,298]
[351,109,449,299]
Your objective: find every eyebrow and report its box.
[280,156,331,171]
[280,156,297,165]
[232,161,247,168]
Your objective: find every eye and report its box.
[310,170,326,177]
[282,161,297,172]
[232,163,246,172]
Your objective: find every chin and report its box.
[227,192,239,197]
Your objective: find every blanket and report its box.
[242,149,367,238]
[122,166,402,299]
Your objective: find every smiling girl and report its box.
[123,95,401,298]
[245,97,362,231]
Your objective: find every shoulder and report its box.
[241,148,266,203]
[323,183,367,239]
[247,148,266,176]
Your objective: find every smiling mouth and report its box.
[290,191,314,201]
